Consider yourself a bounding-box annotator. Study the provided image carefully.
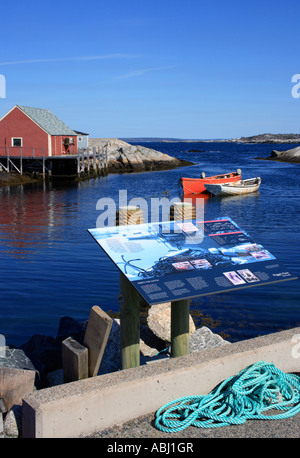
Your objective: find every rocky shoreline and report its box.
[0,172,41,187]
[0,139,192,187]
[0,304,229,438]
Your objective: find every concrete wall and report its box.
[22,327,300,438]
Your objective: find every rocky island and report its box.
[231,133,300,144]
[264,145,300,163]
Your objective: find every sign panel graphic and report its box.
[88,217,297,305]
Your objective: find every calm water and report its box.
[0,142,299,346]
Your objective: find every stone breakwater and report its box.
[88,138,192,172]
[0,303,229,437]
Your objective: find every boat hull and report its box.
[180,172,242,195]
[205,177,261,196]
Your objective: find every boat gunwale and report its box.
[180,172,240,183]
[215,177,261,189]
[205,177,261,195]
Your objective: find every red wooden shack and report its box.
[0,105,78,157]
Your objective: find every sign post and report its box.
[119,272,140,369]
[171,299,190,357]
[88,215,297,370]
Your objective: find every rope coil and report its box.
[155,361,300,433]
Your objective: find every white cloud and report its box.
[0,54,140,66]
[114,65,177,80]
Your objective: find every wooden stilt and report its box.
[20,148,23,175]
[42,149,45,180]
[119,273,140,369]
[171,299,190,357]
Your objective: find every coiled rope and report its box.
[155,361,300,433]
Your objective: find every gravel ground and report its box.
[86,372,300,439]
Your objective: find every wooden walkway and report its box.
[0,146,108,178]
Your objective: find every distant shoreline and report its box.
[123,134,300,144]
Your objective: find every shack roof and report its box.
[16,105,77,136]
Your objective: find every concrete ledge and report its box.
[22,327,300,438]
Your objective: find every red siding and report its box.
[0,106,78,157]
[51,135,78,155]
[51,136,62,156]
[0,107,49,157]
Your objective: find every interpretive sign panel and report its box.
[88,217,297,305]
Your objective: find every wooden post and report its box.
[169,202,194,357]
[42,149,45,180]
[171,299,190,357]
[83,305,113,377]
[117,205,142,370]
[77,149,80,176]
[98,146,101,170]
[87,147,90,174]
[6,147,9,173]
[99,146,103,170]
[82,149,85,172]
[119,273,140,369]
[62,337,89,383]
[93,147,96,171]
[105,145,108,168]
[20,148,23,175]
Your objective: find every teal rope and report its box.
[155,361,300,433]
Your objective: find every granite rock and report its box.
[56,316,87,343]
[0,347,36,372]
[88,138,191,172]
[270,146,300,162]
[147,302,196,343]
[20,334,61,380]
[3,405,22,438]
[189,326,230,353]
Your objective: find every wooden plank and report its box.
[62,337,88,383]
[83,306,113,377]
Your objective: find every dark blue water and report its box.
[0,142,299,346]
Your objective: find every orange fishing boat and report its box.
[180,169,242,195]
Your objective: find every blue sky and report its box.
[0,0,299,139]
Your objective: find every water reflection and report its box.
[0,182,78,258]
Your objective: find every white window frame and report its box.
[12,137,23,147]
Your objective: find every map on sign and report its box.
[88,217,297,305]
